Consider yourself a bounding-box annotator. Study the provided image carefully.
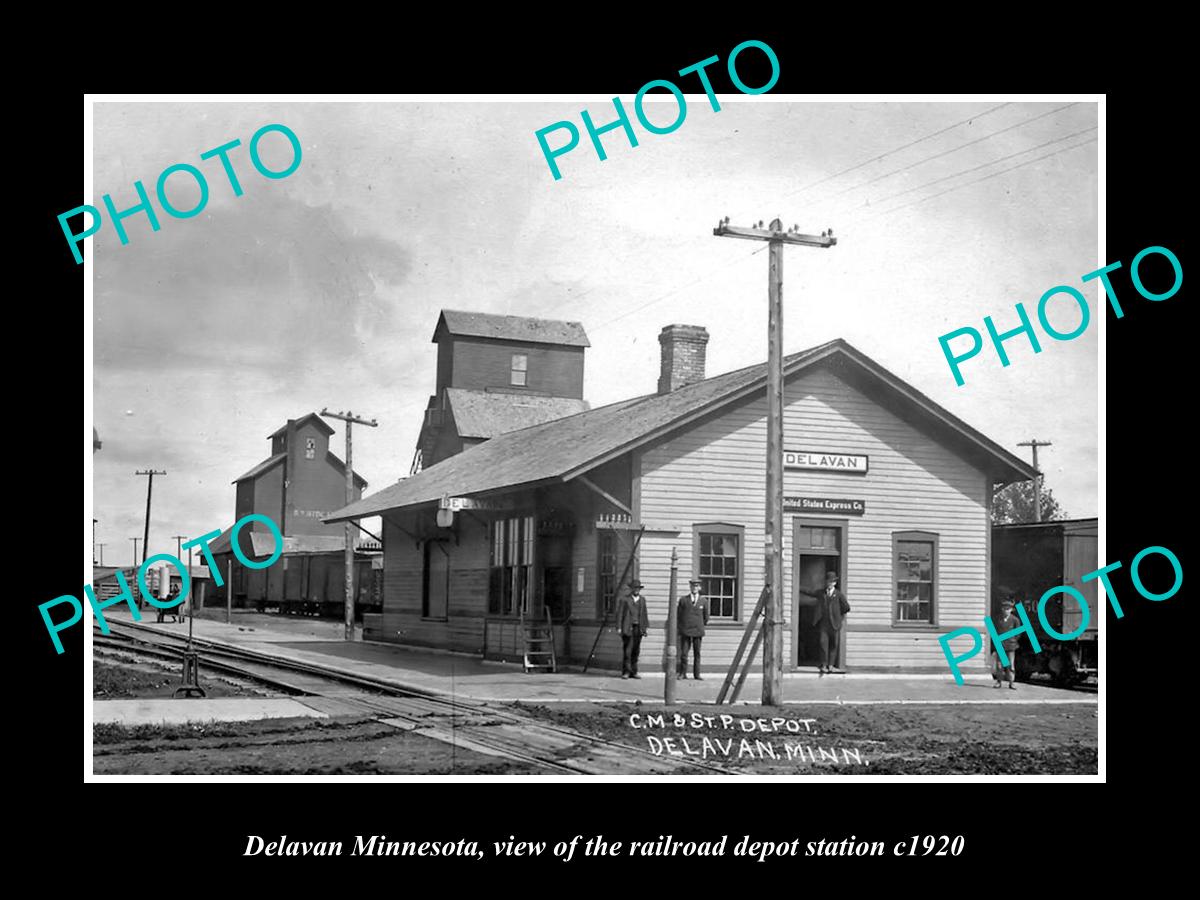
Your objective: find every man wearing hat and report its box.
[677,577,709,679]
[812,571,850,675]
[991,594,1021,690]
[617,579,650,679]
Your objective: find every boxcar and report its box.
[992,518,1098,686]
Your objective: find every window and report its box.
[489,516,533,615]
[305,438,316,460]
[797,525,840,551]
[597,531,618,618]
[693,524,743,620]
[510,353,528,386]
[893,531,938,624]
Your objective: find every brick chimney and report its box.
[657,324,710,394]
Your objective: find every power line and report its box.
[821,102,1080,203]
[589,246,767,332]
[835,126,1098,228]
[782,102,1011,200]
[866,136,1098,219]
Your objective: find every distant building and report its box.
[412,310,591,472]
[209,413,373,612]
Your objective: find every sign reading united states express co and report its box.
[784,497,866,516]
[784,450,868,474]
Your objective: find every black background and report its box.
[23,23,1187,882]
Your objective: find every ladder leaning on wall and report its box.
[521,606,557,673]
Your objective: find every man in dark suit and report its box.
[677,577,709,680]
[617,580,650,679]
[812,571,849,675]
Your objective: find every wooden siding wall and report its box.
[449,338,585,399]
[636,366,991,672]
[365,462,635,669]
[285,420,361,537]
[368,510,492,652]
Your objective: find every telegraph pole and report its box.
[714,217,836,706]
[97,543,106,566]
[134,469,166,564]
[92,518,99,565]
[130,537,140,567]
[1018,439,1053,522]
[321,409,377,641]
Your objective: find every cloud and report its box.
[94,188,412,377]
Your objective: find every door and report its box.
[539,528,573,622]
[792,519,847,668]
[424,540,449,619]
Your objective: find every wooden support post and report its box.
[717,585,769,704]
[583,526,645,673]
[575,475,634,517]
[665,547,678,705]
[730,614,768,704]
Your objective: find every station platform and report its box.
[96,610,1097,706]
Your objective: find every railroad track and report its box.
[96,621,734,776]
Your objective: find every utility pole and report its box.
[172,534,187,561]
[321,409,378,641]
[130,537,140,566]
[714,217,836,706]
[1018,439,1053,522]
[97,543,106,566]
[93,518,99,565]
[134,469,166,564]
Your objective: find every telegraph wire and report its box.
[782,102,1011,200]
[834,125,1099,228]
[847,136,1099,226]
[817,102,1081,204]
[874,135,1098,217]
[590,246,767,332]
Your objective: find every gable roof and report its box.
[268,413,334,440]
[445,388,590,439]
[433,310,591,347]
[326,450,368,488]
[233,452,285,483]
[232,451,366,486]
[326,339,1037,523]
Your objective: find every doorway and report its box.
[792,519,847,668]
[423,539,450,620]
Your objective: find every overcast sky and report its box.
[90,98,1098,565]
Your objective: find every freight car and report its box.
[234,551,382,620]
[992,518,1097,687]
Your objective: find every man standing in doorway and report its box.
[813,571,850,675]
[617,580,649,679]
[678,577,709,680]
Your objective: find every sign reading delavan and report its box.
[785,497,866,516]
[784,450,869,474]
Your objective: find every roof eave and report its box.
[323,475,565,523]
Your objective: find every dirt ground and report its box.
[93,656,268,700]
[518,701,1098,775]
[93,716,543,775]
[92,658,1096,775]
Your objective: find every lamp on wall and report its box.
[436,508,455,528]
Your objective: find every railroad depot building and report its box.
[328,316,1036,673]
[208,413,377,613]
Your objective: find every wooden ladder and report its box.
[522,607,557,674]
